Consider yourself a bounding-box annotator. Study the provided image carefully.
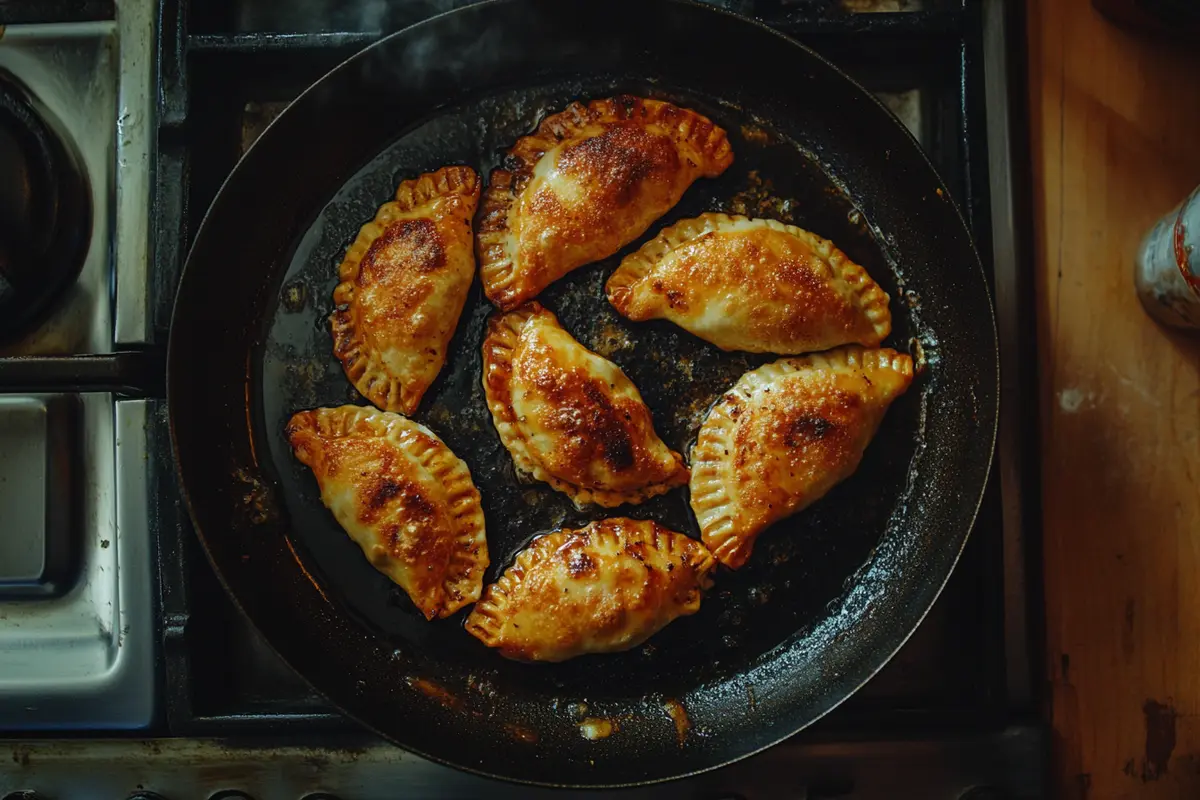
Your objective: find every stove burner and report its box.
[0,70,91,343]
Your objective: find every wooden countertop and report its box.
[1028,0,1200,796]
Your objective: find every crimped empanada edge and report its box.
[583,95,734,174]
[394,164,478,213]
[286,404,381,453]
[689,397,751,568]
[477,168,521,310]
[464,532,552,647]
[331,166,480,414]
[778,344,913,379]
[480,303,543,480]
[394,417,490,616]
[561,460,689,509]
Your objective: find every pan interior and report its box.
[255,75,926,702]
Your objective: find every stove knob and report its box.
[207,793,254,800]
[128,793,168,800]
[300,795,341,800]
[2,793,47,800]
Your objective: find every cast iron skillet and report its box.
[167,0,998,787]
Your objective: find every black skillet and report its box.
[167,0,998,787]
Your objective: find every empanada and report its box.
[477,96,733,311]
[607,213,891,353]
[690,346,913,569]
[465,518,715,662]
[331,165,480,415]
[286,405,488,619]
[482,302,689,508]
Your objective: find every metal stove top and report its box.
[0,0,1046,797]
[0,5,156,731]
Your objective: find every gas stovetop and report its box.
[0,1,1046,798]
[0,2,156,732]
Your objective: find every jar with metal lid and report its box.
[1135,185,1200,332]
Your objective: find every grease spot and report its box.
[739,123,776,146]
[503,722,538,743]
[281,280,309,312]
[579,717,617,740]
[233,467,279,526]
[589,322,634,357]
[663,699,690,745]
[1142,699,1176,781]
[1057,388,1095,413]
[724,169,796,223]
[406,676,460,711]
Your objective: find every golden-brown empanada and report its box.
[690,346,913,569]
[607,213,891,354]
[465,518,714,662]
[331,165,480,415]
[477,96,733,311]
[286,405,488,619]
[482,302,689,508]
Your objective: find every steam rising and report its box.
[236,0,536,96]
[235,0,485,35]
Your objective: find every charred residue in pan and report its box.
[663,698,691,745]
[253,77,928,704]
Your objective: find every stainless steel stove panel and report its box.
[0,22,115,358]
[0,16,156,730]
[0,395,78,597]
[114,0,157,346]
[0,399,54,586]
[0,397,154,729]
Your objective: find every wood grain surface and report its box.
[1028,0,1200,797]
